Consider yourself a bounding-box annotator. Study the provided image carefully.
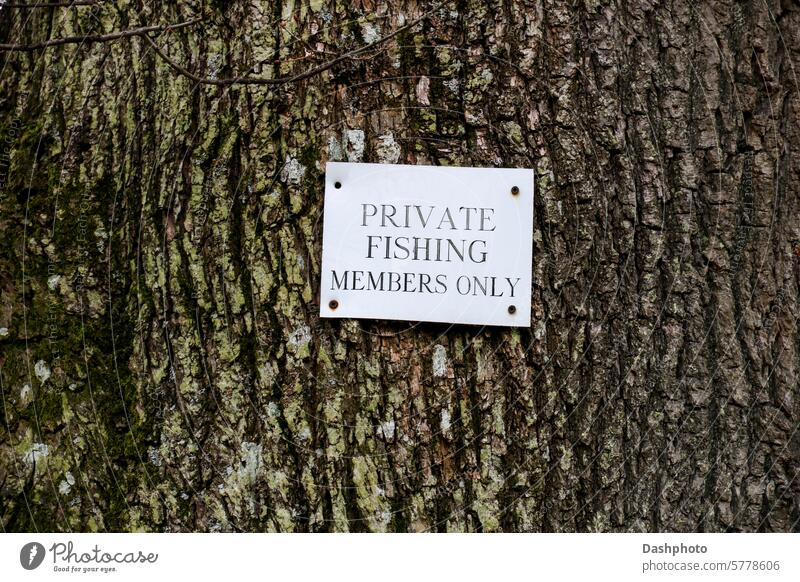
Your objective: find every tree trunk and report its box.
[1,0,799,533]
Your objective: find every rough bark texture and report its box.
[1,0,799,533]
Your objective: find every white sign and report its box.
[319,162,534,327]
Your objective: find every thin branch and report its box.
[143,9,435,86]
[0,18,200,51]
[0,6,435,87]
[2,1,96,7]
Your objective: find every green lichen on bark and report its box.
[1,0,800,533]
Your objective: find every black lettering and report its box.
[446,239,465,262]
[403,272,415,292]
[472,276,487,296]
[368,271,385,291]
[468,239,487,263]
[331,270,348,290]
[394,237,410,260]
[413,237,431,260]
[366,235,381,258]
[459,207,477,230]
[418,273,433,293]
[479,208,496,231]
[362,204,377,226]
[436,207,456,230]
[381,204,400,227]
[352,270,365,290]
[506,277,520,297]
[416,205,435,227]
[388,272,402,292]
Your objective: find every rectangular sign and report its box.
[319,162,534,327]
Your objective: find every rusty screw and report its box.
[329,300,339,310]
[508,305,516,314]
[511,186,520,196]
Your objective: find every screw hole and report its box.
[329,300,339,310]
[334,181,342,189]
[507,305,516,314]
[511,186,520,196]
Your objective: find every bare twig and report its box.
[0,6,435,87]
[143,9,434,86]
[0,18,200,51]
[2,1,96,7]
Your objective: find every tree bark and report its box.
[1,0,799,532]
